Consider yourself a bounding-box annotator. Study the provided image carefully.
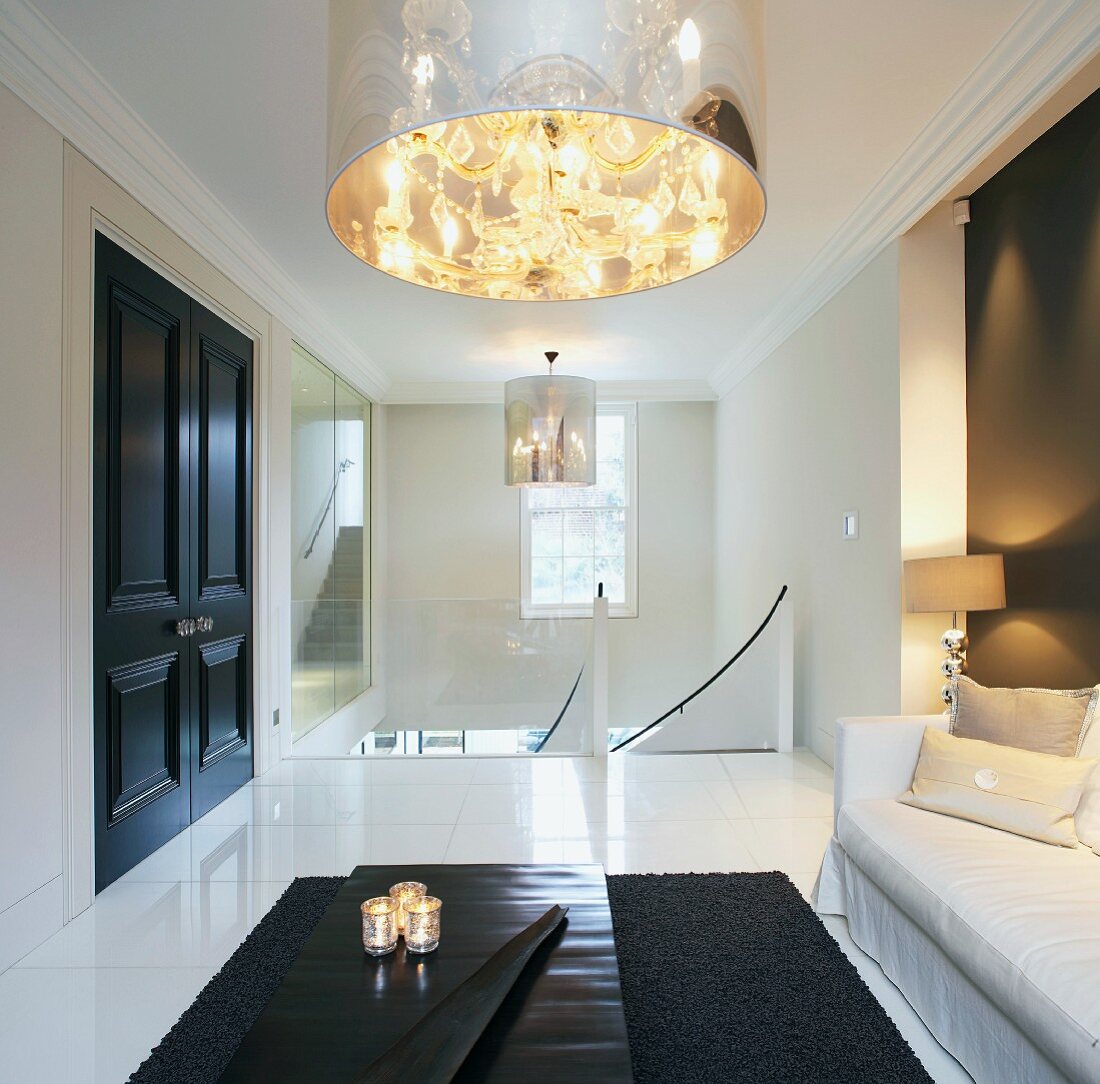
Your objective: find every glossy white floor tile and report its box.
[720,750,833,779]
[703,779,751,819]
[14,880,290,969]
[444,823,568,864]
[596,819,761,874]
[729,816,835,873]
[733,776,835,819]
[0,965,218,1084]
[0,748,963,1083]
[610,752,730,782]
[371,758,479,786]
[360,823,453,865]
[470,757,566,786]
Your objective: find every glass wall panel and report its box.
[334,375,371,710]
[291,345,372,740]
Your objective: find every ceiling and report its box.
[20,0,1063,393]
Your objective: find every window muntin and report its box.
[521,404,637,618]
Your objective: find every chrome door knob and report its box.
[196,616,214,633]
[175,618,197,637]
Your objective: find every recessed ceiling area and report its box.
[30,0,1035,390]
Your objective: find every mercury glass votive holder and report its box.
[388,881,427,933]
[403,896,442,954]
[361,897,399,956]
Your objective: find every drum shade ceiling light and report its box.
[327,0,766,301]
[505,352,596,486]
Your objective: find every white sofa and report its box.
[815,714,1100,1084]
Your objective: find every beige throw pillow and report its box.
[950,675,1098,757]
[900,727,1096,847]
[1073,720,1100,856]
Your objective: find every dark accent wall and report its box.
[966,89,1100,688]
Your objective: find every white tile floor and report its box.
[0,749,970,1083]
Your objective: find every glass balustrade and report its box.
[611,586,790,753]
[347,598,593,757]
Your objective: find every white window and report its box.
[520,403,637,618]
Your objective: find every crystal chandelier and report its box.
[327,1,766,301]
[505,352,597,486]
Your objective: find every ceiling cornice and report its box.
[383,380,717,405]
[709,0,1100,398]
[0,0,390,401]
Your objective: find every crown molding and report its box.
[383,379,717,405]
[709,0,1100,398]
[0,0,390,400]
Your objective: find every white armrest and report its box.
[832,714,947,821]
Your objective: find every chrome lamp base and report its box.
[939,624,968,706]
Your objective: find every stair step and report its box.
[302,649,363,662]
[295,523,369,661]
[304,629,361,642]
[303,617,361,630]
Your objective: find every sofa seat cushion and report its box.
[838,799,1100,1084]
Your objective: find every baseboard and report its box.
[0,875,63,972]
[813,728,836,768]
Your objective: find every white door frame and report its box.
[61,144,276,920]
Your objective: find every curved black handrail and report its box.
[534,666,585,753]
[609,585,788,753]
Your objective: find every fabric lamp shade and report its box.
[903,554,1006,614]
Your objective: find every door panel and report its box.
[105,653,182,826]
[94,235,191,892]
[94,234,254,889]
[105,286,183,610]
[198,635,248,769]
[189,303,253,822]
[198,341,248,598]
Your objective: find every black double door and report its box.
[93,234,253,892]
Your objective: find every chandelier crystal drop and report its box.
[327,1,766,301]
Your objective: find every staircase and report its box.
[300,525,365,663]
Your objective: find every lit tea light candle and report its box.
[404,896,442,954]
[361,897,399,957]
[388,881,427,933]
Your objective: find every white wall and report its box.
[612,402,716,731]
[385,401,717,736]
[386,405,520,600]
[0,83,65,968]
[898,202,967,713]
[0,82,354,957]
[714,246,903,761]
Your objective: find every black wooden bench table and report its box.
[221,864,634,1082]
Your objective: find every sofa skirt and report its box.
[815,840,1071,1084]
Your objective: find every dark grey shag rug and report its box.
[130,873,931,1083]
[606,873,932,1083]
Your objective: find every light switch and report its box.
[842,510,859,540]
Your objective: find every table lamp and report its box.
[903,554,1006,705]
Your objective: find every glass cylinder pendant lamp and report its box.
[326,0,766,301]
[505,352,596,486]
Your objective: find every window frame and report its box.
[519,401,638,619]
